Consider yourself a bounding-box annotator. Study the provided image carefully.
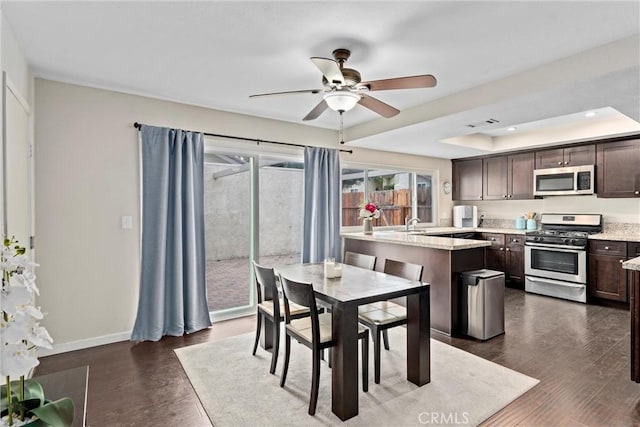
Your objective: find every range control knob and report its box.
[534,237,543,242]
[570,239,578,245]
[563,238,570,244]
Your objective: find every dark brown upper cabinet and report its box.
[507,152,535,199]
[452,158,483,201]
[482,153,534,200]
[482,156,508,200]
[535,145,595,169]
[597,139,640,198]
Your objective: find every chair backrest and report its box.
[279,274,321,345]
[383,259,424,282]
[253,261,278,309]
[344,251,376,270]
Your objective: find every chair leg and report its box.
[309,348,321,415]
[280,335,291,387]
[328,347,332,368]
[252,313,262,356]
[374,328,382,384]
[269,318,280,375]
[382,329,390,351]
[361,332,369,392]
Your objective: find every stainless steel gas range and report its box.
[524,213,602,303]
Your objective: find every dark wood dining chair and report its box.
[251,262,310,374]
[343,251,376,270]
[357,258,423,384]
[278,274,369,416]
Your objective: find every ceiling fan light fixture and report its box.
[323,91,361,112]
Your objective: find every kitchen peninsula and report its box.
[342,231,492,335]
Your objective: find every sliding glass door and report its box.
[203,147,304,320]
[203,152,254,318]
[258,156,304,269]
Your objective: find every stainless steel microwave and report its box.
[533,164,595,196]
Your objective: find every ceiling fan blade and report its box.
[361,74,437,91]
[310,57,345,85]
[358,94,400,118]
[249,88,323,98]
[302,100,329,121]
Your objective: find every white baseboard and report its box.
[38,331,131,357]
[36,312,252,357]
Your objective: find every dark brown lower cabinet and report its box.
[477,232,524,288]
[505,234,524,288]
[588,240,628,302]
[631,269,640,382]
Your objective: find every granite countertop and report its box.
[623,256,640,271]
[341,231,492,250]
[342,226,640,246]
[475,227,528,235]
[588,233,640,243]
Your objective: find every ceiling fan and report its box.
[249,48,437,121]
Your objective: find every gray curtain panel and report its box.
[131,125,212,342]
[302,147,341,263]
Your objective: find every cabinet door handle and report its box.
[508,194,512,198]
[506,248,510,252]
[490,238,496,241]
[499,247,504,251]
[635,190,639,195]
[620,259,624,263]
[513,239,519,243]
[604,246,610,250]
[564,161,569,165]
[502,194,507,199]
[557,161,563,165]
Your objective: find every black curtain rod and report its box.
[133,122,353,154]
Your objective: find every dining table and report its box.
[274,262,431,421]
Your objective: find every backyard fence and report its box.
[342,189,432,226]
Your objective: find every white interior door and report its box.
[3,76,32,255]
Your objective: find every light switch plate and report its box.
[121,215,133,229]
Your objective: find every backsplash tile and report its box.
[479,219,640,234]
[481,218,522,229]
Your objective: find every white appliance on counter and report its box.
[453,205,478,228]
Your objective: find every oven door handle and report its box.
[525,243,584,253]
[526,276,585,288]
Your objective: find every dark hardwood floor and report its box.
[36,289,640,426]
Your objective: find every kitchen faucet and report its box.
[405,215,421,231]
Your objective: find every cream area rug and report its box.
[175,328,538,426]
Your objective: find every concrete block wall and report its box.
[204,164,303,260]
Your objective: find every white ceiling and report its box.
[2,1,639,158]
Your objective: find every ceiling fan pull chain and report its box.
[339,112,345,145]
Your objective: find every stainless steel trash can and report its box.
[460,269,505,340]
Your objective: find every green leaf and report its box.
[30,397,75,427]
[22,380,46,405]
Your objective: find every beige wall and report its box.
[34,79,452,353]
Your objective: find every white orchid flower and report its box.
[0,284,32,315]
[13,269,39,295]
[0,236,52,382]
[13,254,39,269]
[29,325,54,349]
[0,312,30,344]
[0,342,40,378]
